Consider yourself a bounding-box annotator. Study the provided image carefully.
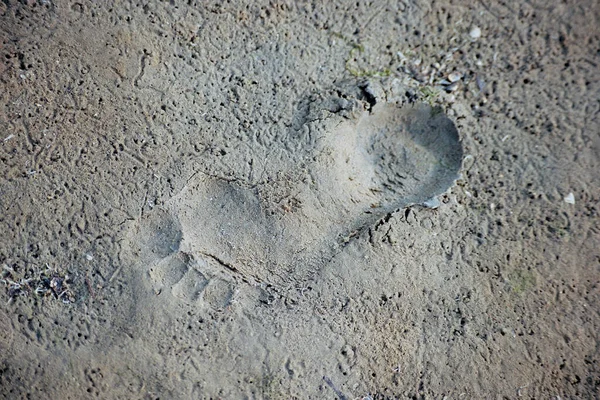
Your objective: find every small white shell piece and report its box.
[469,26,482,39]
[564,193,575,204]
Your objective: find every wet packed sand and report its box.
[0,1,599,398]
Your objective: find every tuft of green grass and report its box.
[419,86,439,106]
[345,43,392,78]
[508,269,536,294]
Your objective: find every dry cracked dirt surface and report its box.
[0,0,599,399]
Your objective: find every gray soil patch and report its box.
[0,1,598,399]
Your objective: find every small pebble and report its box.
[444,81,460,92]
[476,75,486,91]
[564,193,575,204]
[423,197,440,209]
[469,26,482,39]
[448,71,463,83]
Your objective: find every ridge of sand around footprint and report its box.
[123,101,463,308]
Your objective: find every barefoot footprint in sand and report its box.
[124,101,463,308]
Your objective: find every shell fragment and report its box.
[564,193,575,204]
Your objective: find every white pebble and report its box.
[469,26,482,39]
[445,81,460,92]
[448,71,463,82]
[564,193,575,204]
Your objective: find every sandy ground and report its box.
[0,0,599,399]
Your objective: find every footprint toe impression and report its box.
[129,101,463,301]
